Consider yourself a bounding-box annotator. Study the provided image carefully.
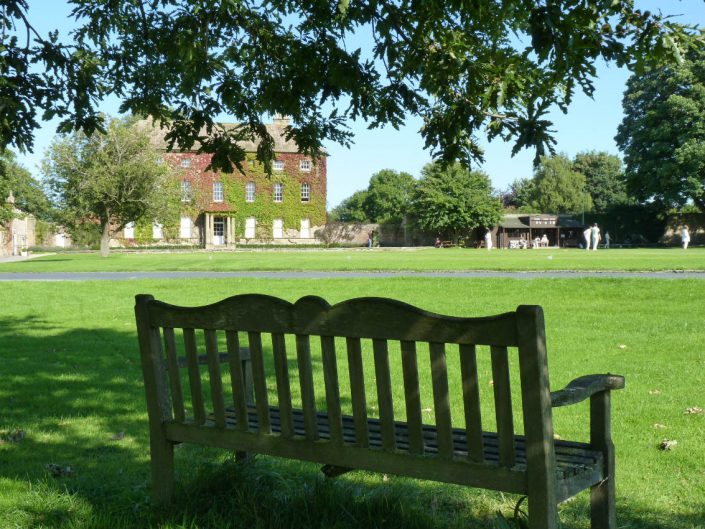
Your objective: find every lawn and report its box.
[2,247,704,272]
[1,278,704,529]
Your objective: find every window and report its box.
[245,217,256,238]
[273,160,284,171]
[245,181,255,202]
[299,159,311,171]
[153,222,163,239]
[124,222,135,239]
[180,217,192,239]
[213,182,224,202]
[273,183,283,202]
[300,218,310,238]
[181,180,192,202]
[273,219,283,239]
[301,182,310,202]
[180,158,191,168]
[156,157,164,165]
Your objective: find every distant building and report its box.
[1,192,36,256]
[490,214,584,248]
[118,116,327,248]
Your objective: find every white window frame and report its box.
[153,222,163,240]
[273,183,283,203]
[180,158,191,168]
[124,222,135,239]
[245,217,256,239]
[273,160,284,171]
[213,182,224,202]
[181,180,192,202]
[180,216,192,239]
[245,181,255,202]
[300,218,311,238]
[299,159,311,171]
[301,182,310,203]
[273,218,283,239]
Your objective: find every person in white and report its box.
[484,230,493,250]
[583,226,591,250]
[591,223,601,250]
[540,233,549,247]
[681,225,690,249]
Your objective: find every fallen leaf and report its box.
[110,431,126,441]
[618,344,627,349]
[653,424,667,429]
[553,433,562,440]
[489,380,494,386]
[422,408,432,413]
[658,439,677,451]
[648,390,661,395]
[685,406,704,415]
[382,474,389,482]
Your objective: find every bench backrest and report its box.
[135,294,556,472]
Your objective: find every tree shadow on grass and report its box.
[1,316,703,529]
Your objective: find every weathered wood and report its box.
[400,340,424,454]
[551,374,625,408]
[247,331,271,434]
[590,390,616,529]
[459,344,483,462]
[320,335,343,443]
[225,332,249,432]
[372,339,395,451]
[490,345,515,468]
[429,342,453,458]
[516,305,558,529]
[135,294,174,506]
[204,329,226,428]
[271,333,293,438]
[296,334,318,440]
[346,337,368,447]
[182,328,206,425]
[162,327,185,423]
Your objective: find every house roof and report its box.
[499,214,584,229]
[136,116,303,154]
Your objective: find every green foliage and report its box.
[616,38,705,213]
[42,116,178,256]
[0,149,50,223]
[527,155,592,214]
[502,178,537,213]
[330,190,370,222]
[2,2,699,171]
[363,170,416,223]
[409,163,502,242]
[220,156,326,237]
[572,151,631,212]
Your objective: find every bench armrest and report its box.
[551,374,625,408]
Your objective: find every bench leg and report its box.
[527,495,558,529]
[150,436,175,506]
[591,475,616,529]
[590,391,616,529]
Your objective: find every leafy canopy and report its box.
[0,149,50,223]
[572,151,630,212]
[330,190,370,223]
[526,154,592,214]
[42,116,176,256]
[363,169,416,223]
[2,1,700,172]
[616,37,705,213]
[409,162,502,241]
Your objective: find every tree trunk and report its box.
[100,222,111,257]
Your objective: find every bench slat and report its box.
[248,332,271,434]
[430,342,453,459]
[163,327,185,423]
[372,339,396,451]
[272,333,293,438]
[320,335,343,443]
[183,328,206,425]
[401,340,424,454]
[296,334,318,441]
[346,337,369,448]
[491,345,515,468]
[460,344,484,462]
[225,331,249,432]
[204,329,226,428]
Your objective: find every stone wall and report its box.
[661,213,705,246]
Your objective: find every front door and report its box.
[213,217,225,245]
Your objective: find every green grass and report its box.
[2,247,704,272]
[1,278,704,528]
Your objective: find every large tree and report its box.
[572,151,630,212]
[43,117,176,257]
[616,40,705,213]
[409,162,501,243]
[0,149,49,223]
[527,154,592,214]
[330,190,370,222]
[2,1,697,172]
[363,169,416,223]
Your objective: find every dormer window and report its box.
[300,159,311,171]
[180,159,192,168]
[273,160,284,171]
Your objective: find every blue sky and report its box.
[15,1,705,208]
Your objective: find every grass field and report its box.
[1,277,704,529]
[1,247,704,272]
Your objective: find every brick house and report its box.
[122,116,327,248]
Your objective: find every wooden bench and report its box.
[135,294,624,529]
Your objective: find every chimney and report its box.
[272,114,290,127]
